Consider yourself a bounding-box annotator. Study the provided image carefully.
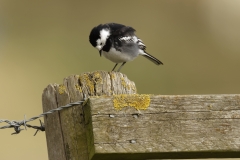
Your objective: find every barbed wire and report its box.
[0,100,85,136]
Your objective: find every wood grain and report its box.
[42,71,136,160]
[85,94,240,160]
[42,71,240,160]
[42,84,66,160]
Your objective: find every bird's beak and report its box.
[96,46,102,56]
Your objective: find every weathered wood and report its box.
[42,71,240,160]
[85,94,240,160]
[42,71,136,160]
[42,84,66,160]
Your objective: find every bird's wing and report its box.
[118,36,147,51]
[107,23,146,50]
[107,23,136,37]
[136,38,146,50]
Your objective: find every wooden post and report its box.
[42,71,136,160]
[42,71,240,160]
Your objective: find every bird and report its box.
[89,23,163,72]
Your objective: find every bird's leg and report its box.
[112,63,118,71]
[117,62,126,72]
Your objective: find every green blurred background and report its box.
[0,0,240,159]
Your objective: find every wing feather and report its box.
[107,23,146,51]
[107,23,135,37]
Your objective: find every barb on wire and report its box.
[26,119,45,136]
[0,100,85,135]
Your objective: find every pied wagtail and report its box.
[89,23,163,72]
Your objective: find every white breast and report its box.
[102,47,138,63]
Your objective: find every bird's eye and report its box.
[100,43,102,45]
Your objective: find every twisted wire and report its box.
[0,100,84,135]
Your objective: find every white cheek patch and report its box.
[100,29,110,42]
[96,39,101,45]
[95,39,102,50]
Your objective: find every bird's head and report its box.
[89,24,110,56]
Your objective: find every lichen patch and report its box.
[92,72,102,84]
[79,74,95,94]
[58,84,66,94]
[75,84,82,92]
[113,94,150,111]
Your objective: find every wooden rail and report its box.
[42,71,240,160]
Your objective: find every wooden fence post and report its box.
[42,71,136,160]
[42,71,240,160]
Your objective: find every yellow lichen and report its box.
[113,94,150,111]
[109,72,115,80]
[131,84,137,92]
[75,84,82,92]
[121,77,127,88]
[92,72,102,84]
[79,74,95,94]
[58,84,66,94]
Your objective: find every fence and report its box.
[42,71,240,160]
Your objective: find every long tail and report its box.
[142,52,163,65]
